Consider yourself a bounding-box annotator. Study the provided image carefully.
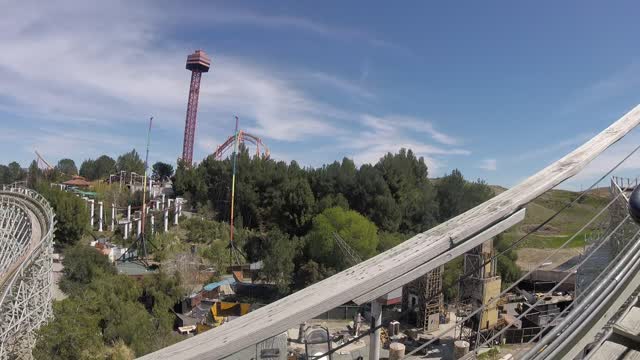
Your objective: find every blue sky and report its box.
[1,0,640,189]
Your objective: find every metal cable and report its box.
[509,222,640,359]
[468,218,638,358]
[404,191,625,357]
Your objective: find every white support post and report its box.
[127,205,132,237]
[168,198,174,211]
[150,215,155,235]
[174,199,180,225]
[89,199,95,229]
[137,218,142,237]
[177,198,183,216]
[98,201,103,232]
[149,177,153,197]
[124,221,129,239]
[111,204,116,231]
[163,208,169,232]
[161,194,166,210]
[369,300,382,360]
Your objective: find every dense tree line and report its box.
[0,161,25,184]
[173,147,516,294]
[34,244,184,359]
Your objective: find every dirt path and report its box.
[516,247,583,271]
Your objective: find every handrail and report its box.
[140,105,640,360]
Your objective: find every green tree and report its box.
[116,149,145,174]
[79,159,97,180]
[55,158,78,176]
[279,178,315,235]
[375,149,439,233]
[260,229,301,294]
[33,298,107,360]
[60,244,117,294]
[94,155,117,180]
[436,169,466,222]
[7,161,25,183]
[306,207,378,270]
[28,160,42,187]
[38,186,89,248]
[152,162,174,181]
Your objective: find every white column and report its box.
[98,201,103,232]
[111,204,116,231]
[149,178,153,196]
[177,198,183,216]
[161,194,166,210]
[150,215,155,235]
[89,199,95,229]
[164,208,169,232]
[369,300,382,360]
[174,201,179,225]
[127,205,132,237]
[137,218,142,237]
[124,221,129,239]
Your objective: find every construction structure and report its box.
[181,50,211,166]
[403,267,444,332]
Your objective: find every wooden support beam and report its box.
[139,105,640,360]
[353,208,526,305]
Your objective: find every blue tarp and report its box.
[203,278,235,292]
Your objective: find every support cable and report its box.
[405,190,626,357]
[401,142,640,357]
[509,226,640,359]
[466,218,637,358]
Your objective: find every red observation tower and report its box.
[181,50,211,166]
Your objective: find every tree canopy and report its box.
[116,149,145,174]
[55,158,77,176]
[80,155,116,180]
[152,162,174,181]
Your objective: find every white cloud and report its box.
[340,114,469,172]
[0,0,459,171]
[0,0,355,145]
[479,159,497,171]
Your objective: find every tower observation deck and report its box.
[181,50,211,166]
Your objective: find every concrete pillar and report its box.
[137,218,142,237]
[161,194,165,210]
[111,204,116,231]
[89,199,95,229]
[150,215,155,235]
[124,221,129,239]
[369,300,382,360]
[389,343,406,360]
[164,208,169,232]
[98,201,103,232]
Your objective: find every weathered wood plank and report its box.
[353,208,526,305]
[139,105,640,360]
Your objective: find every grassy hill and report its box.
[492,185,611,249]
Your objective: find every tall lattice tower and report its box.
[181,50,211,165]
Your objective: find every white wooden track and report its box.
[0,184,55,358]
[141,105,640,360]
